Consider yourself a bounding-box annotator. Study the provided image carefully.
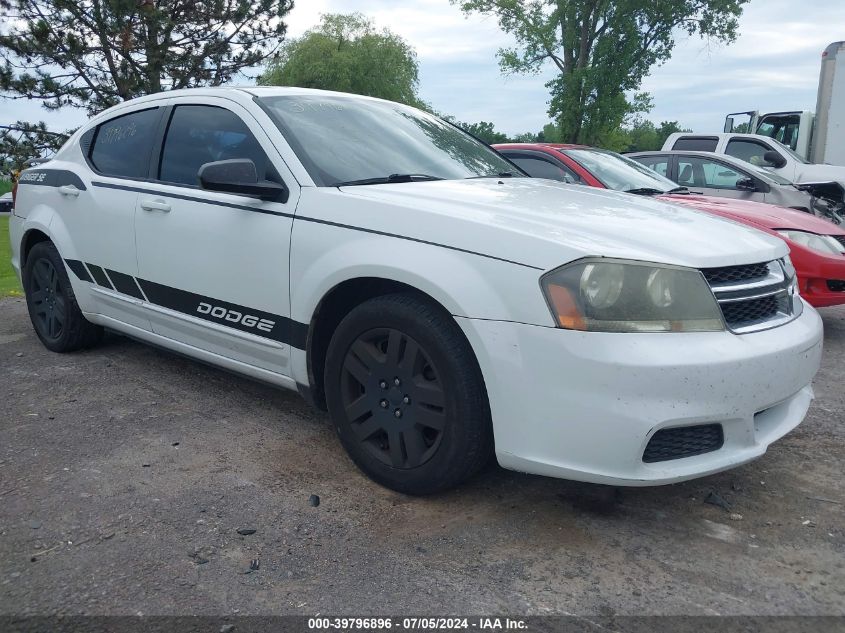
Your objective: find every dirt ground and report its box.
[0,296,843,616]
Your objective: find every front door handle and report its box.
[140,198,171,213]
[58,185,80,197]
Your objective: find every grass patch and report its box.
[0,180,11,195]
[0,215,23,298]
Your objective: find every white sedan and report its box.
[8,87,822,494]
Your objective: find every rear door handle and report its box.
[140,198,171,213]
[58,185,80,197]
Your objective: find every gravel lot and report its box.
[0,296,843,616]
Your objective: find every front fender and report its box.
[289,219,554,329]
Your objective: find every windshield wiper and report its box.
[665,186,689,194]
[466,172,515,179]
[334,173,444,187]
[623,187,666,196]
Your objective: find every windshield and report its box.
[773,139,810,165]
[258,95,518,186]
[561,148,679,193]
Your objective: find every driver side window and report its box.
[726,139,776,168]
[159,105,273,186]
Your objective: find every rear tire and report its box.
[324,293,493,495]
[23,241,103,352]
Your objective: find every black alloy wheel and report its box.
[340,327,446,470]
[23,241,103,352]
[324,293,494,495]
[28,256,66,342]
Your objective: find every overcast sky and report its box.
[2,0,844,135]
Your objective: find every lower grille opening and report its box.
[720,293,788,328]
[643,424,724,463]
[827,280,845,292]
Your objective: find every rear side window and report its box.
[634,155,670,177]
[159,105,272,186]
[90,108,160,178]
[671,136,719,152]
[505,155,581,184]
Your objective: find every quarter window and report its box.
[89,108,160,179]
[159,105,273,186]
[634,156,670,177]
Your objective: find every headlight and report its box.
[541,258,725,333]
[777,230,845,256]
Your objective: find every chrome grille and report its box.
[701,263,769,285]
[703,260,800,333]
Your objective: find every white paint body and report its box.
[9,87,824,486]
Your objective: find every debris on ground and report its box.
[309,494,320,507]
[704,491,732,511]
[729,513,743,521]
[236,528,257,536]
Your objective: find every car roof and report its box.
[492,143,591,151]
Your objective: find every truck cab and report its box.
[722,41,845,166]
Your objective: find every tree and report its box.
[0,0,295,116]
[452,0,748,144]
[260,13,425,108]
[462,121,509,144]
[0,122,70,174]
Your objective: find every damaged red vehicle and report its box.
[495,143,845,307]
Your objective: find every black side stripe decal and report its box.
[106,269,145,300]
[17,169,87,191]
[65,259,93,283]
[137,278,302,347]
[89,181,543,270]
[86,264,113,289]
[295,216,545,270]
[64,258,308,350]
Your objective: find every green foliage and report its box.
[0,0,294,116]
[260,13,425,108]
[452,0,748,144]
[0,216,23,297]
[0,122,71,173]
[461,121,509,144]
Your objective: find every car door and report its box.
[499,151,583,184]
[674,155,766,203]
[71,104,167,331]
[133,97,300,376]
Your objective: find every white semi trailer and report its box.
[723,41,845,166]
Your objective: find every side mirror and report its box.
[762,150,787,169]
[198,159,289,203]
[736,177,757,192]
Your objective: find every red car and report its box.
[495,143,845,308]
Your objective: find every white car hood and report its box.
[330,178,786,270]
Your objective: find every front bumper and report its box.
[457,301,823,486]
[795,249,845,308]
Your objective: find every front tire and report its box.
[324,293,493,495]
[23,241,103,352]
